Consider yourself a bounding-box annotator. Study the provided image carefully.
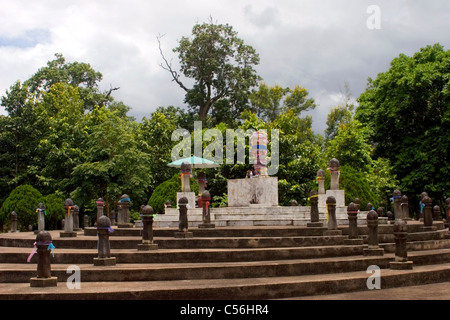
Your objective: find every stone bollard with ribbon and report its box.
[10,211,18,233]
[199,190,215,229]
[95,198,105,226]
[60,199,77,237]
[137,205,158,251]
[28,231,57,287]
[175,197,193,238]
[323,196,342,236]
[390,219,413,270]
[344,202,363,245]
[392,190,402,221]
[94,215,116,266]
[363,210,384,256]
[117,194,133,228]
[34,203,46,235]
[307,190,323,228]
[328,158,340,190]
[317,169,326,195]
[421,195,437,231]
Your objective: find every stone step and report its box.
[2,262,450,300]
[3,249,450,284]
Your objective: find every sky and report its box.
[0,0,449,134]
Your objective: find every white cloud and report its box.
[1,0,449,132]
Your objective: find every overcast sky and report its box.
[0,0,449,134]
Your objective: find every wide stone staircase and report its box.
[1,221,450,300]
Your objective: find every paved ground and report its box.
[283,281,450,300]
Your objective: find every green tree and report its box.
[159,19,261,121]
[250,83,316,122]
[356,43,450,207]
[0,185,43,231]
[325,82,355,140]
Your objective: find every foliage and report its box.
[161,19,261,121]
[355,43,450,207]
[42,193,65,230]
[0,185,43,231]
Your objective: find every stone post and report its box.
[328,158,340,190]
[84,215,90,229]
[317,169,325,194]
[366,203,373,211]
[390,219,413,270]
[393,190,402,220]
[10,211,18,233]
[354,198,361,213]
[387,211,393,223]
[165,201,172,209]
[138,205,158,251]
[421,196,436,231]
[307,190,323,228]
[400,195,410,221]
[73,205,81,231]
[446,198,450,230]
[344,202,363,245]
[60,199,77,237]
[175,197,193,238]
[199,190,215,229]
[180,163,192,193]
[35,203,46,235]
[29,231,57,287]
[323,196,342,236]
[96,198,105,225]
[364,210,384,256]
[93,216,116,266]
[433,205,441,222]
[117,194,133,228]
[417,192,428,221]
[110,210,116,226]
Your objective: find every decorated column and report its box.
[250,130,269,177]
[307,190,323,228]
[344,202,363,245]
[363,210,384,256]
[138,205,158,251]
[418,192,429,221]
[35,203,46,235]
[28,231,57,287]
[175,197,193,238]
[60,199,77,237]
[390,219,413,270]
[199,190,215,229]
[93,216,116,266]
[181,163,192,192]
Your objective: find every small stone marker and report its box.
[34,203,46,235]
[117,194,133,228]
[60,199,77,237]
[421,196,437,231]
[344,202,363,245]
[28,231,57,287]
[137,205,158,251]
[363,210,384,256]
[10,211,18,233]
[307,190,323,228]
[175,197,193,238]
[390,219,413,270]
[93,216,116,266]
[199,190,215,229]
[73,205,81,231]
[323,196,342,236]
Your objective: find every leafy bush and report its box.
[0,185,43,231]
[148,174,199,215]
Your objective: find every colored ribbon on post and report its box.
[325,203,336,223]
[98,226,115,233]
[65,206,72,217]
[27,241,55,262]
[205,201,210,217]
[308,195,319,201]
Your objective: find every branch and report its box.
[157,34,189,93]
[105,85,120,99]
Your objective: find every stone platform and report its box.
[1,221,449,300]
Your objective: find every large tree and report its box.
[355,43,450,208]
[159,19,261,122]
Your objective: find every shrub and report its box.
[0,185,43,231]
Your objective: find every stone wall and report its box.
[227,177,278,207]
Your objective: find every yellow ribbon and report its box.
[308,195,319,201]
[325,203,336,223]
